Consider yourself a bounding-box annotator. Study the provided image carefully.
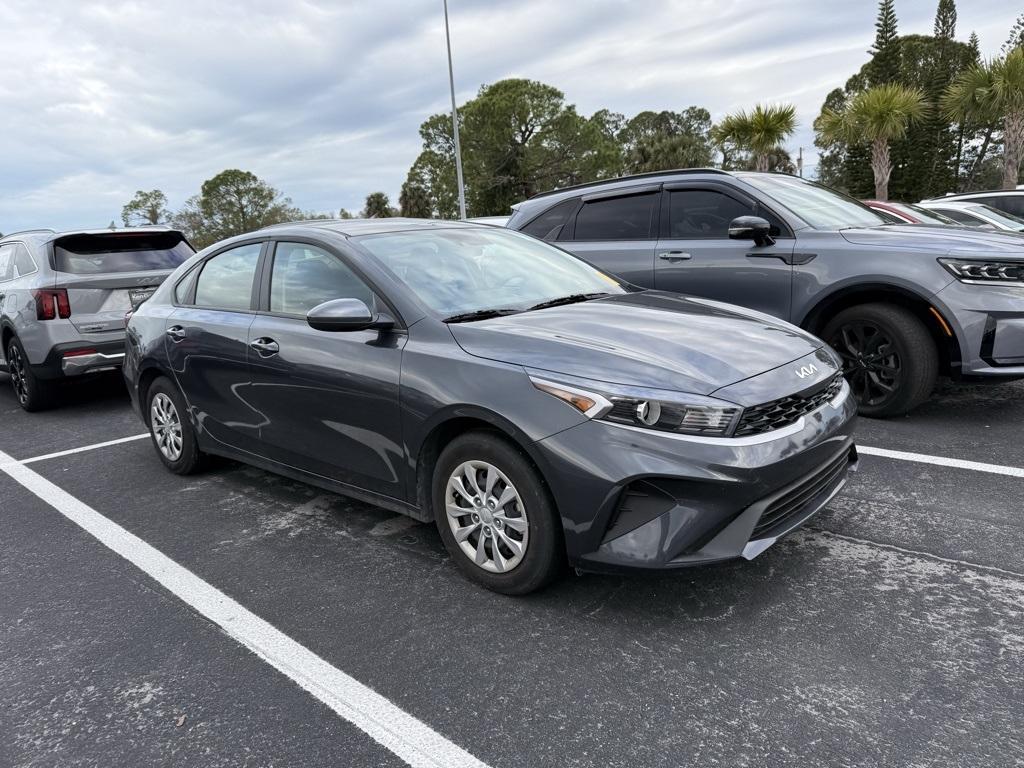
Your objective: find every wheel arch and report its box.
[797,282,962,375]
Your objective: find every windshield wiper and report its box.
[527,292,610,311]
[443,308,522,323]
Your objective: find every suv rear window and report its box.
[53,231,193,274]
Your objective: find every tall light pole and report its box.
[443,0,467,220]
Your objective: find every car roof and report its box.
[918,200,982,210]
[924,190,1024,202]
[258,217,485,238]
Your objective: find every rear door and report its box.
[654,183,795,320]
[165,241,264,454]
[244,240,406,499]
[51,231,194,335]
[559,186,660,286]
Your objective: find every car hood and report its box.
[448,292,823,395]
[839,224,1024,256]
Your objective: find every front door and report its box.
[245,241,406,500]
[165,241,264,454]
[654,185,795,320]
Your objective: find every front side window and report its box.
[935,208,983,226]
[573,193,657,241]
[356,227,624,317]
[669,190,756,238]
[270,243,375,315]
[194,243,262,311]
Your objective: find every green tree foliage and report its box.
[362,191,396,218]
[338,208,356,219]
[868,0,900,86]
[617,108,714,172]
[944,47,1024,189]
[404,78,623,217]
[1002,13,1024,56]
[933,0,956,40]
[171,170,301,248]
[712,104,797,172]
[817,84,929,200]
[121,189,170,226]
[399,180,433,218]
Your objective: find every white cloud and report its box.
[0,0,1018,232]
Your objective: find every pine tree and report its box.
[933,0,956,40]
[967,31,980,63]
[868,0,900,86]
[1002,13,1024,55]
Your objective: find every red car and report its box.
[862,200,957,226]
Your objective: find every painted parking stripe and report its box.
[858,445,1024,479]
[0,448,489,768]
[19,433,150,465]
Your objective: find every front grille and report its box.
[734,373,844,437]
[751,447,853,539]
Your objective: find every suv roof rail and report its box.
[2,227,57,239]
[527,168,730,200]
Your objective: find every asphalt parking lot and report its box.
[1,372,1022,768]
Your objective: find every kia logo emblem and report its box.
[795,363,818,379]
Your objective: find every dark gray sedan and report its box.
[124,220,856,594]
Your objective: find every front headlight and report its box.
[939,258,1024,284]
[530,375,741,437]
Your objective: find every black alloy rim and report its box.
[831,322,902,407]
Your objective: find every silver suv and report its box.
[0,227,193,411]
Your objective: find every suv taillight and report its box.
[33,289,71,320]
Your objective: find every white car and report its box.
[466,215,510,228]
[916,200,1024,233]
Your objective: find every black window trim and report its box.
[519,197,584,242]
[571,186,663,243]
[0,240,38,283]
[254,236,407,330]
[173,238,269,313]
[659,181,795,240]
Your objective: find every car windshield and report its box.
[741,174,888,229]
[968,204,1024,231]
[355,227,625,318]
[899,203,956,226]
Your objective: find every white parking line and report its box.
[858,445,1024,479]
[18,433,150,465]
[0,447,489,768]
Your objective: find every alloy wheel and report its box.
[831,321,902,407]
[150,393,184,462]
[7,344,28,405]
[445,460,529,573]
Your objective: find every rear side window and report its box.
[0,244,14,281]
[13,244,36,277]
[194,243,262,311]
[520,199,579,240]
[936,208,982,226]
[573,193,658,241]
[53,231,193,274]
[270,242,375,315]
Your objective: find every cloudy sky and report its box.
[0,0,1017,233]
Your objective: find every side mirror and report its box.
[306,298,394,332]
[728,216,775,247]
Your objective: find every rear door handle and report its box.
[658,251,692,262]
[249,337,280,357]
[166,325,186,342]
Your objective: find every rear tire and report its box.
[822,303,937,418]
[146,376,205,474]
[6,337,55,412]
[432,432,564,595]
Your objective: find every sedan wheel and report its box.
[150,392,184,461]
[445,460,529,573]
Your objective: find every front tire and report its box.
[6,337,55,412]
[822,303,937,418]
[432,432,564,595]
[146,376,205,474]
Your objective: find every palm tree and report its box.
[712,104,797,172]
[816,84,929,200]
[943,47,1024,190]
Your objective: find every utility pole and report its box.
[797,147,804,178]
[443,0,467,220]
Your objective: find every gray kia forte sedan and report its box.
[124,219,857,594]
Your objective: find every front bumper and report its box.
[938,281,1024,379]
[534,380,858,572]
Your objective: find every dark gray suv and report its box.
[508,170,1024,417]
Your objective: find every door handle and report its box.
[658,251,692,262]
[249,337,280,357]
[165,325,186,342]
